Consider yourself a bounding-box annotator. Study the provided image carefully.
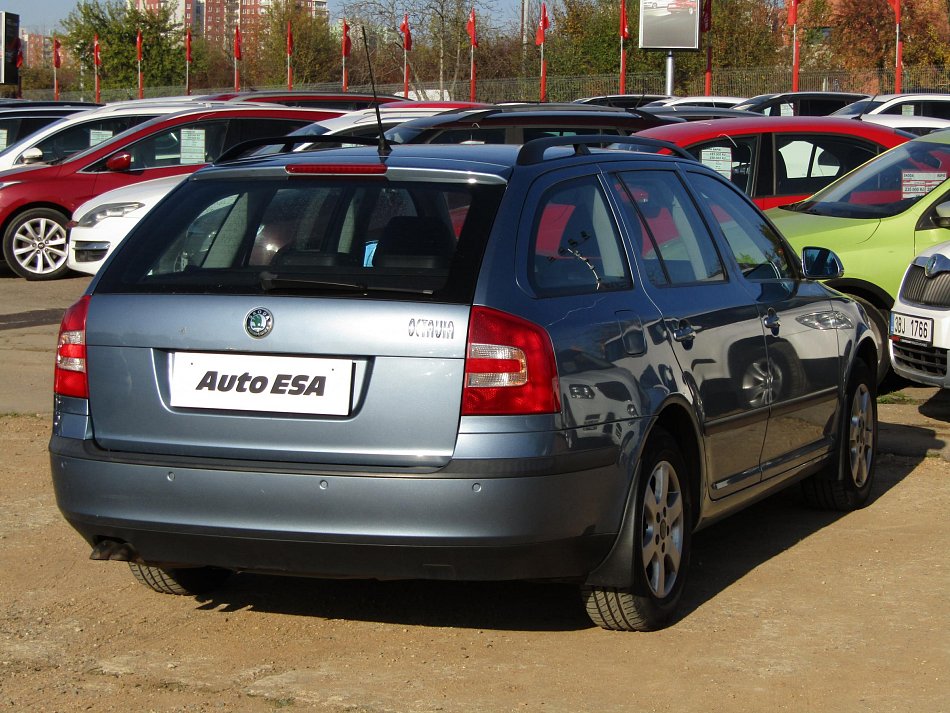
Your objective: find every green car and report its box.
[767,130,950,380]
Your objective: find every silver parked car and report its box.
[50,135,878,631]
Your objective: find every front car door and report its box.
[687,170,842,479]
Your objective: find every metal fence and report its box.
[22,65,950,103]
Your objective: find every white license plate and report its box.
[170,352,353,415]
[890,312,933,345]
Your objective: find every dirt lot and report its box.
[0,270,948,712]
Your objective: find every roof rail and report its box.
[215,134,381,164]
[516,134,694,166]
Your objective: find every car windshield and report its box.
[786,138,950,219]
[95,174,505,303]
[832,99,885,116]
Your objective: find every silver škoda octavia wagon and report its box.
[50,136,878,631]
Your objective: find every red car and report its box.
[637,116,912,209]
[0,105,341,280]
[667,0,697,14]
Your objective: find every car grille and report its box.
[900,265,950,307]
[892,340,948,378]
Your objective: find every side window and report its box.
[689,172,795,281]
[225,118,312,150]
[617,170,726,286]
[690,136,757,194]
[776,135,878,195]
[124,121,228,169]
[30,116,151,163]
[529,176,632,295]
[922,101,950,120]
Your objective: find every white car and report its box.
[856,113,950,136]
[0,99,236,171]
[889,235,950,388]
[643,95,747,109]
[833,93,950,121]
[68,175,188,275]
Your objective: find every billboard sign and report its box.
[639,0,700,50]
[0,12,20,85]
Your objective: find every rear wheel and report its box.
[128,562,232,595]
[802,358,877,511]
[2,207,71,280]
[582,427,692,631]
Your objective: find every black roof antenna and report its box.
[361,26,392,157]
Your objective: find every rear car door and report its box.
[613,167,768,497]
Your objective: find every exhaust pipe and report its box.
[90,539,141,562]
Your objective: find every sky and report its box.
[6,0,525,34]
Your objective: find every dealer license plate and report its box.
[170,352,353,415]
[890,312,933,345]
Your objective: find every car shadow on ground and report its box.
[192,452,919,633]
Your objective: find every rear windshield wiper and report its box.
[259,271,433,295]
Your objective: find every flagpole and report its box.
[185,30,191,96]
[620,37,626,95]
[540,42,546,102]
[894,21,902,92]
[287,21,293,91]
[403,46,409,98]
[470,45,475,102]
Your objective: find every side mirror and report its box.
[801,246,844,280]
[19,147,45,165]
[935,201,950,229]
[105,152,132,172]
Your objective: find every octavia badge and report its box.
[245,308,274,338]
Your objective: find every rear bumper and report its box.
[50,436,628,581]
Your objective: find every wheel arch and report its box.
[583,398,704,590]
[825,278,894,312]
[1,201,72,239]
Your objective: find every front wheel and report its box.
[2,207,72,280]
[802,358,877,511]
[582,427,692,631]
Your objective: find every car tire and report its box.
[801,358,876,511]
[2,207,72,280]
[853,296,889,384]
[128,562,232,595]
[582,427,692,631]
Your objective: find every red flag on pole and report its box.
[53,37,62,68]
[136,29,143,99]
[535,3,549,46]
[342,18,351,57]
[701,0,711,32]
[886,0,900,22]
[13,37,22,68]
[787,0,797,26]
[467,9,477,102]
[286,20,293,90]
[467,8,478,48]
[234,25,242,60]
[93,34,101,103]
[619,0,629,94]
[620,0,629,39]
[400,14,412,51]
[701,0,712,94]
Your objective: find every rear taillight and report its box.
[54,296,90,399]
[462,306,560,416]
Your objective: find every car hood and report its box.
[766,207,880,250]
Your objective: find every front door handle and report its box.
[671,319,697,343]
[763,309,780,332]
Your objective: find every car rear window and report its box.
[95,175,504,303]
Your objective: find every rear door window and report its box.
[616,170,727,286]
[528,176,632,295]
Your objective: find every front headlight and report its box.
[76,201,145,228]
